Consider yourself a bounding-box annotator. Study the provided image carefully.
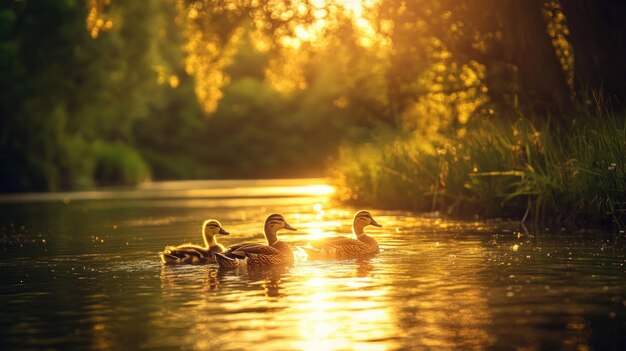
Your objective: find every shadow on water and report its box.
[0,179,625,350]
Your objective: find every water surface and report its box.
[1,179,625,350]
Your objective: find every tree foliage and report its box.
[1,0,625,192]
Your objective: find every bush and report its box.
[92,141,151,186]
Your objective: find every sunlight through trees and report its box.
[1,0,625,224]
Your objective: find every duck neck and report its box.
[203,230,217,249]
[353,222,366,238]
[264,224,279,245]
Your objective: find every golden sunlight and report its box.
[86,0,114,38]
[177,0,393,109]
[288,0,386,48]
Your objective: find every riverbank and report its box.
[329,108,626,227]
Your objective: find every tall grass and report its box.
[329,109,626,226]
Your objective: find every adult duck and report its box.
[160,219,229,264]
[302,210,382,260]
[214,214,296,269]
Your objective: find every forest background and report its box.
[1,0,625,225]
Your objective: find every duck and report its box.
[214,214,296,269]
[301,210,382,260]
[159,219,230,264]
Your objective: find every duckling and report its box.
[302,210,382,260]
[214,214,296,269]
[159,219,229,264]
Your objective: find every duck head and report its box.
[264,214,297,245]
[352,210,382,236]
[202,219,229,246]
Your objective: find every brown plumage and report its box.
[159,219,229,264]
[302,210,382,260]
[214,214,296,269]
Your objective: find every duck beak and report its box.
[370,218,382,227]
[283,222,297,231]
[219,228,230,235]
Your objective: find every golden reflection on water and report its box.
[86,293,114,350]
[292,265,398,351]
[0,179,334,203]
[152,204,498,350]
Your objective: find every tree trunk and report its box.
[496,0,574,125]
[560,1,626,109]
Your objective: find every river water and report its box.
[0,179,624,350]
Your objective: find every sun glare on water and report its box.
[304,184,336,196]
[294,271,398,350]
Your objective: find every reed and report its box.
[329,108,626,226]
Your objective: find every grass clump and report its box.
[329,109,626,226]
